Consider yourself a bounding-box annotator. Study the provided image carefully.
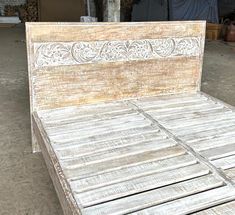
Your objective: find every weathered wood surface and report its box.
[26,22,205,112]
[26,21,235,214]
[132,93,235,184]
[33,93,235,215]
[194,201,235,215]
[26,21,206,152]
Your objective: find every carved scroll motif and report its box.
[34,37,201,68]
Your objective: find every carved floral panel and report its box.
[33,37,202,68]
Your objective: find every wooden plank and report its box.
[63,145,186,180]
[74,163,210,207]
[44,109,137,127]
[172,118,235,136]
[200,143,235,160]
[132,93,201,104]
[147,103,224,119]
[48,120,153,143]
[82,174,223,215]
[27,22,206,42]
[38,102,131,122]
[133,95,207,110]
[53,130,166,154]
[56,138,176,161]
[57,138,177,164]
[69,154,197,193]
[179,125,235,143]
[212,155,235,170]
[155,107,230,123]
[225,168,235,180]
[32,58,201,111]
[130,186,235,215]
[194,201,235,215]
[50,125,159,145]
[145,101,221,114]
[190,135,235,151]
[162,111,235,129]
[46,113,149,136]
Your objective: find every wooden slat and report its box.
[179,125,235,143]
[131,186,235,215]
[224,168,235,181]
[69,154,197,193]
[133,94,203,107]
[200,143,235,160]
[156,107,230,123]
[47,115,149,137]
[44,109,137,127]
[190,135,235,151]
[63,145,186,180]
[53,130,166,155]
[172,118,235,136]
[82,174,223,215]
[212,155,235,170]
[45,109,139,128]
[159,111,234,129]
[57,138,177,164]
[194,201,235,215]
[74,163,210,207]
[38,102,131,122]
[56,138,176,161]
[49,123,154,143]
[147,103,224,119]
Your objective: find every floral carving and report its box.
[151,38,175,57]
[34,37,202,68]
[35,43,71,67]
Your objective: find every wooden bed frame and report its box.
[26,22,235,214]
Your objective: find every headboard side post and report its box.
[26,23,41,152]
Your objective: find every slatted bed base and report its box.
[32,93,235,215]
[26,21,235,214]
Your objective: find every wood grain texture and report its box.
[33,93,235,215]
[26,22,235,215]
[130,186,235,215]
[132,92,235,186]
[83,174,223,215]
[32,113,81,215]
[194,201,235,215]
[26,21,206,151]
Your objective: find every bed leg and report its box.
[32,127,41,153]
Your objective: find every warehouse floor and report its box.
[0,25,234,215]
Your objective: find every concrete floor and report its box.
[0,25,234,215]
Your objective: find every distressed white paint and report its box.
[33,92,235,214]
[27,22,235,214]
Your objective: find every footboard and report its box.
[26,21,206,152]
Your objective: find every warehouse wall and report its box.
[0,0,26,15]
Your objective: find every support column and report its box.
[103,0,120,21]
